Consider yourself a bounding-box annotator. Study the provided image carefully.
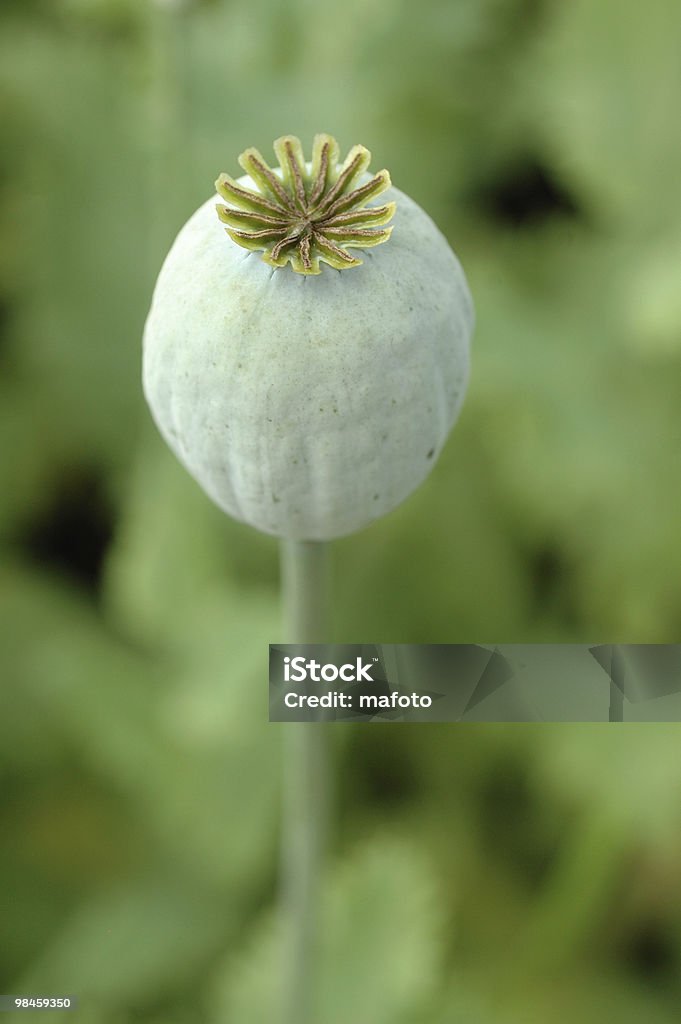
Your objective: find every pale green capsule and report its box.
[143,137,473,540]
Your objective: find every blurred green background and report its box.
[1,0,681,1020]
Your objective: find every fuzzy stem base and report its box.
[279,541,331,1024]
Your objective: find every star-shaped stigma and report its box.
[215,134,396,275]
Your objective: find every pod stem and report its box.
[279,541,331,1024]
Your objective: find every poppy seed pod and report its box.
[142,134,474,540]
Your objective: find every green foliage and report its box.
[1,0,681,1021]
[528,0,681,230]
[212,837,441,1024]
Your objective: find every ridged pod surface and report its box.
[142,136,474,540]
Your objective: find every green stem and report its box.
[281,541,330,644]
[279,541,331,1024]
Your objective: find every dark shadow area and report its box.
[526,542,581,628]
[473,158,580,227]
[0,295,11,364]
[17,465,115,596]
[350,731,421,810]
[477,758,560,890]
[620,919,676,984]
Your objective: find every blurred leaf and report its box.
[536,726,681,841]
[211,836,442,1024]
[502,967,681,1024]
[103,435,276,650]
[529,0,681,230]
[16,873,226,1006]
[0,19,150,470]
[0,562,280,890]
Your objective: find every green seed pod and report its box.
[143,134,474,540]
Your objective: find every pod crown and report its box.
[215,134,395,275]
